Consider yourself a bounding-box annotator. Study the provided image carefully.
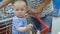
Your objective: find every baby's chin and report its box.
[19,16,23,18]
[19,15,24,18]
[16,15,24,18]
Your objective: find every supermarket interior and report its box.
[0,0,60,34]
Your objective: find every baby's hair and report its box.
[13,0,26,7]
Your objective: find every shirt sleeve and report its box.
[12,18,23,29]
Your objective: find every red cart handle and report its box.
[34,13,50,34]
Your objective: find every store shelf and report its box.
[0,17,12,23]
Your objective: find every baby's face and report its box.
[14,4,27,17]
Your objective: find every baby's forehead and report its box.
[14,5,26,9]
[14,4,26,7]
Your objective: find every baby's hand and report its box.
[26,24,33,30]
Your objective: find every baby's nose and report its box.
[19,11,22,13]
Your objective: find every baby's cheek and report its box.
[23,11,26,14]
[22,13,25,15]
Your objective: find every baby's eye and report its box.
[21,9,24,11]
[16,9,19,11]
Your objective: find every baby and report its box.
[12,1,33,34]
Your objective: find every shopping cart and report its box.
[28,10,50,34]
[34,13,50,34]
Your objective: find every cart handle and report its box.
[34,13,50,34]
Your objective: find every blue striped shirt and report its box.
[12,16,28,34]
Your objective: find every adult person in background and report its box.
[0,0,24,8]
[0,0,11,8]
[26,0,53,34]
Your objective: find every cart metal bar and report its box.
[34,13,50,34]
